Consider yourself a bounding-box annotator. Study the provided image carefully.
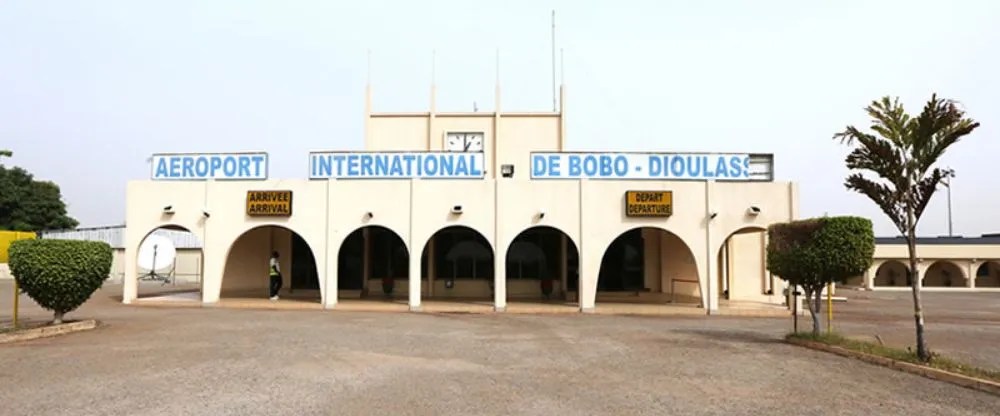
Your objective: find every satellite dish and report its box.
[138,235,177,271]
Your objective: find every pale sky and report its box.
[2,0,997,237]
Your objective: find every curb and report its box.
[0,319,99,344]
[787,338,1000,397]
[128,301,791,317]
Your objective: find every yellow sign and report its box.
[625,190,672,217]
[246,190,293,217]
[0,231,36,263]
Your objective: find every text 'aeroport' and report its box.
[151,153,269,180]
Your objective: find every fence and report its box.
[0,231,37,263]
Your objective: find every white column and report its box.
[578,179,596,313]
[703,180,719,314]
[494,256,507,311]
[123,241,138,304]
[408,248,422,311]
[324,242,338,309]
[968,261,977,288]
[408,179,421,311]
[493,182,506,311]
[322,179,335,309]
[863,263,877,290]
[200,249,224,304]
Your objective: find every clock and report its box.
[445,132,485,152]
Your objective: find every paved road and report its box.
[2,284,999,415]
[823,289,1000,371]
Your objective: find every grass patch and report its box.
[788,331,1000,383]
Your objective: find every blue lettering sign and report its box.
[150,153,269,180]
[530,152,765,181]
[309,152,486,179]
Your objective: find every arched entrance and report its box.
[505,226,579,300]
[134,225,203,300]
[597,227,699,304]
[923,261,966,287]
[717,227,769,300]
[338,225,409,298]
[975,262,1000,288]
[421,225,494,299]
[873,261,909,287]
[221,225,319,300]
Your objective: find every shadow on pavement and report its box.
[673,328,784,344]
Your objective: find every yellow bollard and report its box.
[12,280,19,329]
[826,282,833,333]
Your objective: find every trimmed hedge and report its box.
[8,239,113,324]
[767,216,875,289]
[767,216,875,334]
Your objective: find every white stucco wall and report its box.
[122,85,798,314]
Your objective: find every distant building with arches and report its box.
[122,82,795,314]
[847,234,1000,290]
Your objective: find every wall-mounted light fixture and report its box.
[746,206,761,216]
[201,210,211,219]
[709,212,718,220]
[500,164,515,178]
[162,205,175,215]
[538,210,546,220]
[451,205,463,215]
[364,211,374,220]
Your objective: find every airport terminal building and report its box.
[123,84,796,313]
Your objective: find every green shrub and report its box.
[8,239,113,324]
[767,216,875,334]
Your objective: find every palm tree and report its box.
[833,94,980,361]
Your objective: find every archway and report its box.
[873,261,909,287]
[338,225,409,298]
[975,261,1000,288]
[597,227,699,304]
[716,227,768,301]
[505,226,579,300]
[421,225,494,299]
[221,225,319,301]
[134,225,203,301]
[923,261,966,287]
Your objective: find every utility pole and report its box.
[944,172,954,236]
[551,10,557,112]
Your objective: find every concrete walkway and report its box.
[132,291,792,317]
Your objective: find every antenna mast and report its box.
[551,10,557,112]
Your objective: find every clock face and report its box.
[445,132,484,152]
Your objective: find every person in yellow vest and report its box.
[269,251,282,301]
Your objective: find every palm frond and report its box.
[865,96,910,146]
[910,96,980,174]
[843,135,907,192]
[845,174,906,233]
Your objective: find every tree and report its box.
[833,94,980,361]
[767,216,875,334]
[8,239,113,324]
[0,149,10,158]
[0,154,78,231]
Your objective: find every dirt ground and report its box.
[1,282,999,415]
